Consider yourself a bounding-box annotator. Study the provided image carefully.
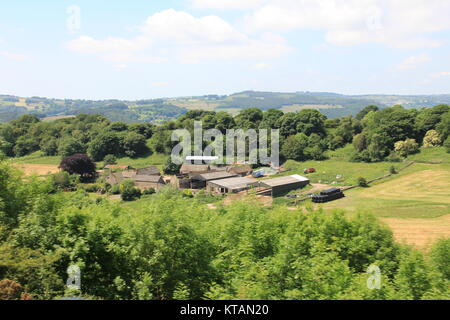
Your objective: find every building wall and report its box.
[271,181,309,197]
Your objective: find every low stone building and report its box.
[207,177,258,194]
[258,175,310,197]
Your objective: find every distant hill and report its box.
[1,91,449,123]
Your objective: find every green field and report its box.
[12,151,168,170]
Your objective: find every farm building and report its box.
[206,177,258,194]
[190,171,238,189]
[133,175,166,190]
[136,165,161,176]
[180,164,210,176]
[258,175,310,197]
[227,165,253,177]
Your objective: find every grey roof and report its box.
[136,166,161,176]
[180,164,210,174]
[208,177,258,190]
[134,175,164,183]
[259,175,310,188]
[227,165,253,174]
[191,171,237,181]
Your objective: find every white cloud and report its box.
[0,50,29,61]
[244,0,450,49]
[191,0,264,10]
[152,81,170,87]
[396,54,431,70]
[252,62,271,70]
[430,71,450,78]
[67,9,291,64]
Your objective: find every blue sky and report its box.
[1,0,450,100]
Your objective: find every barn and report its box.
[190,171,238,189]
[258,175,310,197]
[206,177,258,194]
[133,175,166,190]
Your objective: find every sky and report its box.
[1,0,450,100]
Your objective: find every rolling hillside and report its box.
[2,91,450,123]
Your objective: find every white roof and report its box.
[290,174,310,182]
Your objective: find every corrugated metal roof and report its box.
[208,177,257,190]
[259,175,310,187]
[192,171,237,181]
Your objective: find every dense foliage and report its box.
[0,161,448,300]
[1,103,450,164]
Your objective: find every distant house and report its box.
[227,165,253,177]
[105,172,125,185]
[180,164,210,176]
[190,171,238,189]
[207,177,258,194]
[133,175,166,190]
[136,166,161,176]
[104,165,133,171]
[258,175,310,197]
[105,171,165,191]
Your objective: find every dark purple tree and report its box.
[59,153,96,181]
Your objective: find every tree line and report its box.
[1,104,449,164]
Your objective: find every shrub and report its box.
[110,184,120,195]
[357,177,369,187]
[394,139,419,157]
[121,187,141,201]
[423,130,442,148]
[182,189,194,198]
[103,154,117,167]
[143,188,156,195]
[52,172,78,190]
[81,183,102,193]
[445,137,450,154]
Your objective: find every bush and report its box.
[182,189,194,198]
[110,184,120,195]
[142,188,156,195]
[394,139,419,157]
[103,154,117,167]
[357,177,369,188]
[51,172,78,190]
[445,137,450,154]
[81,183,102,193]
[423,130,442,148]
[386,151,402,163]
[121,187,141,201]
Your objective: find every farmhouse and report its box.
[133,175,166,190]
[258,175,310,197]
[206,177,258,194]
[190,171,238,189]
